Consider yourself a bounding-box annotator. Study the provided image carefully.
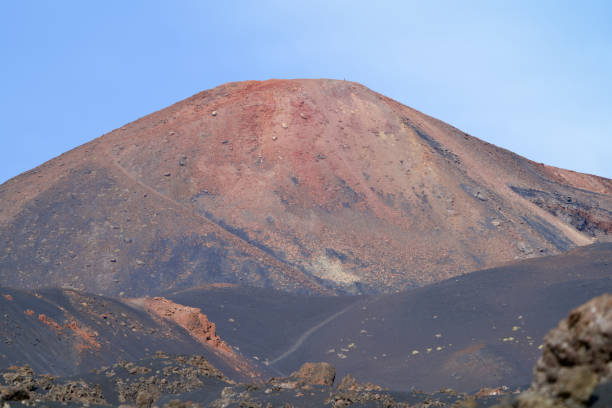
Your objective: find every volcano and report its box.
[1,79,611,296]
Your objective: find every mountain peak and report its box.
[1,79,610,296]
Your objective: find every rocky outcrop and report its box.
[290,362,336,386]
[142,297,262,381]
[0,358,527,407]
[336,373,382,392]
[144,296,231,353]
[266,362,336,390]
[510,186,612,238]
[530,293,612,406]
[1,365,106,405]
[1,355,228,407]
[495,294,612,408]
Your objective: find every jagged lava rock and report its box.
[532,294,612,404]
[495,294,612,408]
[290,362,336,386]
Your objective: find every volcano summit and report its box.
[1,79,611,296]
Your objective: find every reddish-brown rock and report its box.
[497,294,612,408]
[140,296,261,381]
[531,294,612,404]
[290,362,336,386]
[143,296,231,353]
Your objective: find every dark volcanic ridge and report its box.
[0,286,263,383]
[1,79,611,297]
[1,243,610,395]
[3,289,612,407]
[165,243,612,393]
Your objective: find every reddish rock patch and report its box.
[144,296,230,353]
[141,296,261,380]
[67,320,101,352]
[38,314,63,332]
[37,313,100,353]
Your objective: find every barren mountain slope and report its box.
[0,287,262,382]
[0,244,610,393]
[1,79,610,295]
[167,243,612,392]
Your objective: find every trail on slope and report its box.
[269,301,360,369]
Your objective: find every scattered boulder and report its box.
[136,388,156,408]
[475,191,488,201]
[336,373,382,392]
[1,365,35,391]
[44,380,106,405]
[1,386,30,401]
[0,365,105,405]
[337,373,358,390]
[289,362,335,386]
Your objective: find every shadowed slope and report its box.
[0,244,610,394]
[1,79,610,295]
[0,287,262,382]
[166,243,612,393]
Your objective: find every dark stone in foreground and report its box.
[494,294,612,408]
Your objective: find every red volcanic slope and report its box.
[1,79,611,295]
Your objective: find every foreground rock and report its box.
[0,358,505,407]
[496,293,612,408]
[0,365,106,405]
[0,354,229,407]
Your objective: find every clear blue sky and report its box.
[1,1,611,184]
